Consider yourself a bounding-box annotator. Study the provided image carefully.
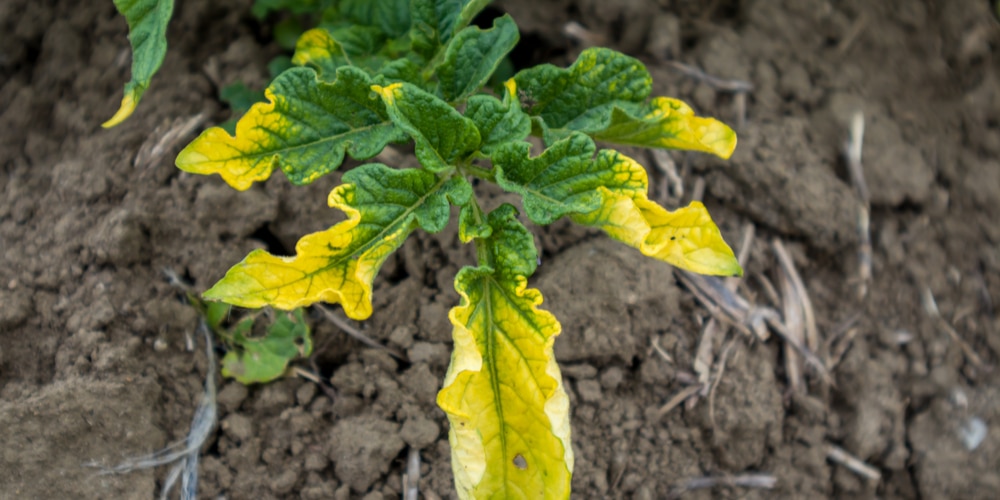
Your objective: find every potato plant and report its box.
[106,0,742,497]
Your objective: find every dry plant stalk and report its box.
[317,304,408,361]
[694,224,755,391]
[921,288,985,367]
[844,110,872,300]
[825,443,881,481]
[669,473,777,498]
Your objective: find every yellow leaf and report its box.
[203,164,455,319]
[102,89,140,128]
[594,97,738,160]
[571,152,742,276]
[437,269,573,499]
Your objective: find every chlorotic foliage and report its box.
[108,0,741,497]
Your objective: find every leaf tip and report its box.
[371,82,404,104]
[102,88,141,128]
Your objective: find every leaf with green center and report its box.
[410,0,490,60]
[437,14,519,102]
[203,164,469,318]
[437,204,573,499]
[513,47,736,158]
[221,309,313,384]
[176,66,404,190]
[103,0,174,128]
[493,132,645,225]
[464,79,531,154]
[372,82,481,172]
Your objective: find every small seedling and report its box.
[106,0,741,497]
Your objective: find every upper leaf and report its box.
[410,0,490,60]
[103,0,174,128]
[464,80,532,155]
[291,28,353,80]
[492,132,645,225]
[372,82,481,172]
[437,14,519,102]
[339,0,412,38]
[176,66,404,190]
[203,164,468,319]
[438,205,573,499]
[513,47,736,158]
[221,309,313,384]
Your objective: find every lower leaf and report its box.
[437,268,573,499]
[203,164,462,319]
[438,205,573,499]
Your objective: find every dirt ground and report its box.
[2,0,999,498]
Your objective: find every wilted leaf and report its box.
[438,205,573,499]
[514,47,735,158]
[203,164,470,319]
[221,309,312,384]
[176,67,404,190]
[103,0,174,128]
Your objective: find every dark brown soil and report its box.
[2,0,999,498]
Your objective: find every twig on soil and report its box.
[779,263,806,394]
[562,21,607,48]
[921,288,986,368]
[825,443,881,481]
[668,473,777,498]
[694,224,755,390]
[843,110,873,300]
[708,337,739,428]
[653,384,704,421]
[664,60,754,93]
[403,448,421,500]
[650,149,684,201]
[316,304,408,361]
[772,240,819,352]
[690,176,706,204]
[87,321,217,500]
[826,327,859,371]
[135,113,208,169]
[836,14,869,55]
[650,335,675,364]
[664,60,754,128]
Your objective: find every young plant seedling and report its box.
[107,0,741,497]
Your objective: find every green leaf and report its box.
[372,82,480,172]
[493,132,644,225]
[464,81,531,154]
[513,47,649,137]
[176,66,404,190]
[438,204,573,499]
[274,17,305,50]
[103,0,174,128]
[221,309,313,384]
[513,47,736,159]
[438,14,519,102]
[410,0,490,60]
[340,0,411,37]
[203,165,462,319]
[219,82,265,115]
[458,202,491,243]
[251,0,326,18]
